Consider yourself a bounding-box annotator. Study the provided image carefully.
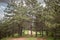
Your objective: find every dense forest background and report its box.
[0,0,60,40]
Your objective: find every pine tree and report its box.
[4,0,32,36]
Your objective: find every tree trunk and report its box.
[18,24,23,36]
[46,30,48,36]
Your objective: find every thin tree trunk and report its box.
[30,26,32,36]
[46,30,48,36]
[35,29,37,37]
[18,24,22,36]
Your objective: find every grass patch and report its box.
[1,37,9,40]
[13,33,20,38]
[27,37,36,40]
[46,37,54,40]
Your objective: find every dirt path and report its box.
[8,37,46,40]
[9,37,26,40]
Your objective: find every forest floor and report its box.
[8,37,46,40]
[1,30,47,40]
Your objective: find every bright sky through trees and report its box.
[0,0,45,20]
[0,2,7,20]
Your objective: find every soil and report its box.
[9,37,46,40]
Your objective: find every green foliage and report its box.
[27,37,36,40]
[0,0,60,39]
[46,37,54,40]
[45,0,60,25]
[13,33,20,38]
